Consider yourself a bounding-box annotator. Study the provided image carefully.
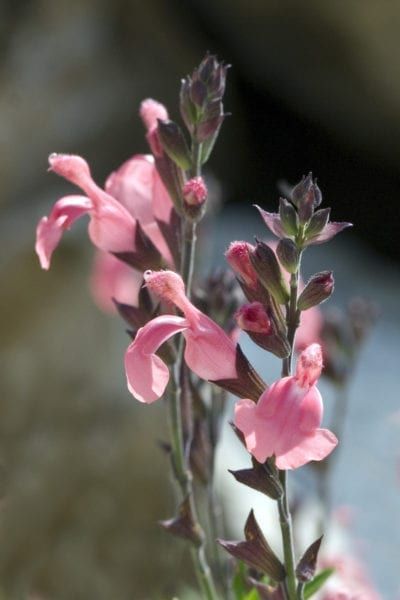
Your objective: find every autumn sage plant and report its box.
[35,55,355,599]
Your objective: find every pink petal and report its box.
[276,428,338,470]
[49,153,138,254]
[235,377,325,465]
[184,312,238,381]
[152,168,174,223]
[139,98,169,132]
[106,155,173,264]
[144,270,238,382]
[89,251,143,313]
[105,155,155,224]
[295,305,323,351]
[295,343,323,387]
[254,206,286,239]
[124,315,188,403]
[87,198,137,254]
[35,195,92,269]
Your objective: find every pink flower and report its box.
[36,154,137,269]
[320,555,381,600]
[139,98,169,157]
[105,154,173,264]
[90,251,143,314]
[234,344,337,469]
[295,304,323,351]
[125,270,238,403]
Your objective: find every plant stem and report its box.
[167,141,218,599]
[278,471,297,600]
[297,582,305,599]
[278,265,301,600]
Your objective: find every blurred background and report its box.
[0,1,399,598]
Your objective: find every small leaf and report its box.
[303,568,334,598]
[218,510,285,582]
[159,496,203,546]
[296,536,323,583]
[244,589,261,600]
[211,344,266,402]
[229,458,283,500]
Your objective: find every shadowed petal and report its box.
[125,315,188,403]
[276,428,338,470]
[35,195,92,269]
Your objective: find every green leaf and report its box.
[243,589,261,600]
[232,562,248,600]
[304,568,334,598]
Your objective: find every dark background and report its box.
[1,0,400,261]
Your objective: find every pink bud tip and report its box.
[296,343,323,387]
[183,177,208,206]
[225,241,257,287]
[139,98,169,132]
[144,269,186,305]
[48,153,91,187]
[235,302,271,333]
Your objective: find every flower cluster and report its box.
[34,54,363,600]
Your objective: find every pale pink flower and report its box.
[125,270,238,403]
[234,344,337,469]
[90,251,143,314]
[139,98,169,157]
[295,304,323,351]
[36,154,137,269]
[321,555,381,600]
[105,154,173,264]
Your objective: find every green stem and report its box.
[297,582,305,599]
[167,141,218,599]
[278,471,297,600]
[278,263,302,600]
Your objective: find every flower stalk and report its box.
[167,138,218,599]
[278,258,302,600]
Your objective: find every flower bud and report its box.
[296,536,323,583]
[235,302,271,334]
[297,271,334,310]
[276,238,299,274]
[250,241,290,304]
[279,198,298,236]
[292,172,311,202]
[183,177,207,207]
[179,54,228,164]
[225,241,257,287]
[291,173,322,225]
[157,120,192,171]
[305,208,331,239]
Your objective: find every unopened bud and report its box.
[235,302,271,334]
[157,120,192,171]
[250,241,290,304]
[291,173,322,225]
[279,198,298,236]
[225,241,257,287]
[276,238,299,274]
[297,271,334,310]
[183,177,207,207]
[305,208,330,239]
